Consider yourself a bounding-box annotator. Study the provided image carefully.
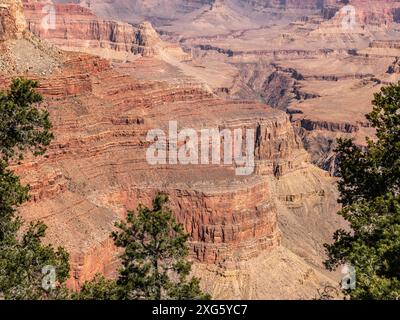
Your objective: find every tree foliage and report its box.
[325,82,400,300]
[74,274,119,300]
[78,193,210,300]
[0,78,53,162]
[0,78,69,300]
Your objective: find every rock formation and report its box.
[2,0,353,299]
[0,0,26,40]
[22,1,191,61]
[138,0,400,175]
[23,1,137,51]
[0,0,62,75]
[63,0,400,26]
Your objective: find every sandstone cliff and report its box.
[13,58,341,295]
[1,0,346,299]
[22,1,191,61]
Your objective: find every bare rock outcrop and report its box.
[0,0,26,40]
[387,57,400,74]
[0,0,62,75]
[23,1,138,52]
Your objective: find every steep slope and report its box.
[0,0,62,74]
[62,0,214,24]
[1,0,345,299]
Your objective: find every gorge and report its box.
[2,0,399,299]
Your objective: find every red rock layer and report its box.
[2,0,341,292]
[1,51,310,287]
[23,1,140,52]
[22,1,190,61]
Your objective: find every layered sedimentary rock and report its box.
[0,0,62,74]
[342,0,400,25]
[144,0,400,175]
[1,0,347,299]
[240,0,400,25]
[22,1,191,61]
[23,1,138,52]
[17,58,339,293]
[8,54,285,286]
[62,0,214,23]
[69,0,400,27]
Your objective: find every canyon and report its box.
[1,0,399,299]
[22,0,400,172]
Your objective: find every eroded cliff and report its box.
[1,0,347,299]
[23,1,191,61]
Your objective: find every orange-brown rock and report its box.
[1,0,347,298]
[22,1,191,61]
[0,42,340,295]
[23,1,138,52]
[0,0,26,40]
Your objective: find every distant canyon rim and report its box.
[1,0,399,299]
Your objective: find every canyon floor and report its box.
[2,0,400,299]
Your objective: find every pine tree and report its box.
[113,193,209,300]
[78,193,210,300]
[325,82,400,300]
[0,78,70,300]
[74,274,119,300]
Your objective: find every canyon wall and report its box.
[23,1,138,52]
[2,40,339,300]
[170,0,400,174]
[1,0,347,298]
[239,0,400,26]
[8,54,286,286]
[62,0,400,26]
[22,1,191,61]
[0,0,26,40]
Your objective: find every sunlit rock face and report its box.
[23,2,191,61]
[0,0,26,41]
[1,0,373,299]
